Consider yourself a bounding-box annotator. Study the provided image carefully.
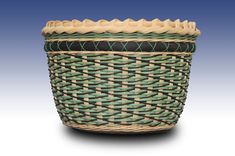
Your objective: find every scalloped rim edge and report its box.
[42,18,201,36]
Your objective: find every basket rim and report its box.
[42,18,201,36]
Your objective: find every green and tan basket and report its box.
[42,19,200,133]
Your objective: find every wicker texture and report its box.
[47,52,191,128]
[43,19,199,133]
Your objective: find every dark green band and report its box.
[45,41,195,52]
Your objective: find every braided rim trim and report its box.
[42,18,200,36]
[64,122,175,133]
[47,51,193,55]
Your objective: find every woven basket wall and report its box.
[42,19,200,133]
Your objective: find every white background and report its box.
[1,95,234,156]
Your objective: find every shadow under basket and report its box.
[42,19,200,134]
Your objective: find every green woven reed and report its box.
[45,32,196,133]
[45,32,197,41]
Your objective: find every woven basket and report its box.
[42,19,200,133]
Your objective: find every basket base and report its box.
[63,122,175,134]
